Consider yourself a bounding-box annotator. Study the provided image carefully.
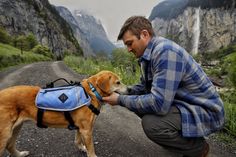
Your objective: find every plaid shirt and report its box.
[118,36,225,137]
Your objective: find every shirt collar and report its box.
[139,37,156,62]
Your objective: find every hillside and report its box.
[0,43,51,70]
[0,0,83,59]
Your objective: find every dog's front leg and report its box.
[80,129,97,157]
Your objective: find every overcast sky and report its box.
[49,0,163,42]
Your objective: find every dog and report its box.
[0,70,127,157]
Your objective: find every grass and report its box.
[64,55,140,85]
[0,43,51,71]
[223,102,236,136]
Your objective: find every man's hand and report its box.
[102,92,120,106]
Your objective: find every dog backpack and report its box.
[35,78,91,130]
[36,85,91,111]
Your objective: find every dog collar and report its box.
[88,82,103,101]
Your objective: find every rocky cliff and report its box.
[55,6,94,57]
[150,0,236,54]
[56,7,115,56]
[73,10,115,55]
[0,0,83,59]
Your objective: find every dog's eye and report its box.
[116,81,121,85]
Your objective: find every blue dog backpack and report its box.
[35,85,91,111]
[35,78,100,130]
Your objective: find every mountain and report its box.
[55,6,94,57]
[73,10,115,55]
[56,8,115,56]
[149,0,236,54]
[0,0,82,59]
[149,0,188,21]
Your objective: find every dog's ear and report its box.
[96,75,112,93]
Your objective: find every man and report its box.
[103,16,224,157]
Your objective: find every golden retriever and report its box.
[0,70,127,157]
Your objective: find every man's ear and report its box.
[140,30,149,39]
[96,75,112,93]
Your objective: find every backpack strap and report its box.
[36,109,79,130]
[64,111,79,130]
[37,109,48,128]
[88,104,100,115]
[44,78,79,88]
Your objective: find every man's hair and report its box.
[117,16,155,40]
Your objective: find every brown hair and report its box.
[117,16,155,40]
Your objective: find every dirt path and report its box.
[0,61,235,157]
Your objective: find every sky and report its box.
[49,0,163,42]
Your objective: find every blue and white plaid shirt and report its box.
[118,36,225,137]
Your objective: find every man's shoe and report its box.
[182,142,210,157]
[200,142,209,157]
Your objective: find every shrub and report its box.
[228,55,236,88]
[32,45,53,58]
[15,35,28,54]
[0,27,11,44]
[26,33,38,50]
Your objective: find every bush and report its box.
[32,45,53,58]
[15,35,28,53]
[0,27,11,44]
[228,55,236,88]
[26,33,38,50]
[111,48,138,72]
[0,54,23,69]
[14,34,38,52]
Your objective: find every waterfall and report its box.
[192,7,200,55]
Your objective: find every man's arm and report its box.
[118,49,184,115]
[126,81,147,95]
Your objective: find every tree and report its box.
[26,33,38,50]
[0,27,11,44]
[32,44,53,58]
[15,35,27,54]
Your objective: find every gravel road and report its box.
[0,61,235,157]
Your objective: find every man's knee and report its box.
[141,114,181,144]
[141,115,163,140]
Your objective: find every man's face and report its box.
[122,30,150,58]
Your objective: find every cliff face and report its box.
[0,0,82,59]
[56,8,115,56]
[56,6,94,57]
[73,10,115,55]
[150,0,236,54]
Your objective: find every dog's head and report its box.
[88,70,128,96]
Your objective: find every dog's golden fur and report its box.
[0,70,127,157]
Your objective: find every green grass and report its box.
[64,55,113,75]
[64,55,140,85]
[0,43,51,71]
[224,102,236,136]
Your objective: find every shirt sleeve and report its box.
[126,76,148,95]
[118,49,184,115]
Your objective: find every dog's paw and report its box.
[77,144,87,152]
[18,151,30,157]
